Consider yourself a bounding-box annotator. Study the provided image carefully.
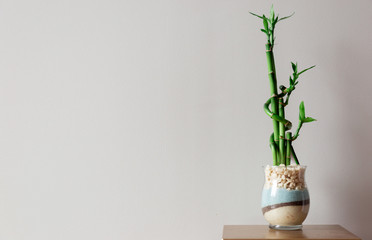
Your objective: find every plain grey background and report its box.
[0,0,371,239]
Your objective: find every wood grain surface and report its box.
[222,225,361,240]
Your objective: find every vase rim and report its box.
[262,165,307,168]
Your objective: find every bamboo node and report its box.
[280,137,293,141]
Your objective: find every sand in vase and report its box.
[261,187,310,226]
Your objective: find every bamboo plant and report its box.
[251,6,316,166]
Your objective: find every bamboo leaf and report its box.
[270,5,275,21]
[303,117,317,123]
[291,62,297,73]
[249,12,264,19]
[293,76,298,84]
[298,65,316,75]
[299,101,305,121]
[263,17,269,31]
[289,76,294,85]
[278,12,295,22]
[261,29,267,34]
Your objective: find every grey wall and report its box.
[0,0,371,239]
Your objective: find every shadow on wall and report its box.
[330,42,372,240]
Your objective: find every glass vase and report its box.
[261,165,310,230]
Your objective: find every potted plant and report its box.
[251,6,316,230]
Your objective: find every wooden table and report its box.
[222,225,361,240]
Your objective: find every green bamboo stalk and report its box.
[265,43,280,150]
[270,144,277,165]
[278,98,286,164]
[292,121,303,141]
[286,132,292,166]
[269,133,278,165]
[290,144,300,165]
[264,98,292,129]
[284,91,292,106]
